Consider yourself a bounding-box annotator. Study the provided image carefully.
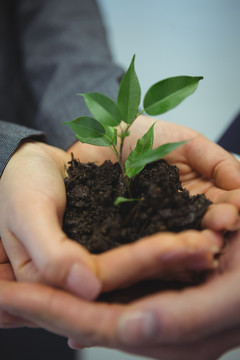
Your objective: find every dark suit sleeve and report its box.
[0,0,123,176]
[16,0,123,149]
[218,114,240,155]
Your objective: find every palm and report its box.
[67,117,240,292]
[166,143,225,201]
[122,116,240,203]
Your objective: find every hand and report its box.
[122,116,240,232]
[0,140,221,303]
[67,116,240,289]
[68,115,240,232]
[0,239,35,328]
[0,141,101,300]
[1,232,240,360]
[85,230,240,360]
[0,214,223,330]
[1,124,239,360]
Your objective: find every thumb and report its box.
[6,202,101,300]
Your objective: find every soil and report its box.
[62,158,212,302]
[63,158,211,253]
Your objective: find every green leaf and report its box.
[143,76,203,116]
[80,92,121,126]
[104,125,117,147]
[127,140,188,169]
[125,123,155,178]
[117,54,141,124]
[75,134,111,147]
[114,196,139,206]
[63,117,111,147]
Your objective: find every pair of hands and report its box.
[1,116,240,360]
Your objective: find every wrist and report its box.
[3,141,68,178]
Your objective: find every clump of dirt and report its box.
[63,158,211,254]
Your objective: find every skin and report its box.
[0,132,225,297]
[1,232,240,360]
[0,117,240,359]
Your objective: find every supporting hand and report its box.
[0,240,35,328]
[1,232,240,360]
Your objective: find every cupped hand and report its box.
[122,116,240,232]
[68,115,240,232]
[1,116,240,329]
[0,239,35,328]
[1,232,240,360]
[87,230,240,360]
[0,141,101,300]
[1,121,240,358]
[0,140,220,304]
[66,116,240,291]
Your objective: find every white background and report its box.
[82,1,240,359]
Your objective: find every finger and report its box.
[95,230,222,292]
[0,281,123,346]
[0,240,8,263]
[0,264,37,329]
[183,136,240,190]
[68,328,240,360]
[117,327,240,360]
[0,263,37,328]
[116,271,240,346]
[3,279,240,358]
[3,277,239,359]
[0,263,35,328]
[0,263,15,281]
[67,339,85,349]
[202,203,240,231]
[4,200,101,300]
[0,309,36,329]
[215,189,240,210]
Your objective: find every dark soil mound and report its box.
[63,159,211,254]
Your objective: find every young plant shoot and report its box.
[63,55,203,204]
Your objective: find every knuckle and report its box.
[39,241,72,285]
[40,253,67,284]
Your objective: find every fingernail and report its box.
[67,338,85,349]
[67,263,101,300]
[211,246,220,254]
[118,311,159,345]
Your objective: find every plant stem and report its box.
[136,109,145,117]
[119,123,131,164]
[112,116,141,198]
[111,141,132,198]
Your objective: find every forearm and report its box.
[16,0,124,149]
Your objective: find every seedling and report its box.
[63,55,202,204]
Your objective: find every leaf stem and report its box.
[119,123,131,163]
[136,109,145,117]
[111,143,119,159]
[111,136,132,198]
